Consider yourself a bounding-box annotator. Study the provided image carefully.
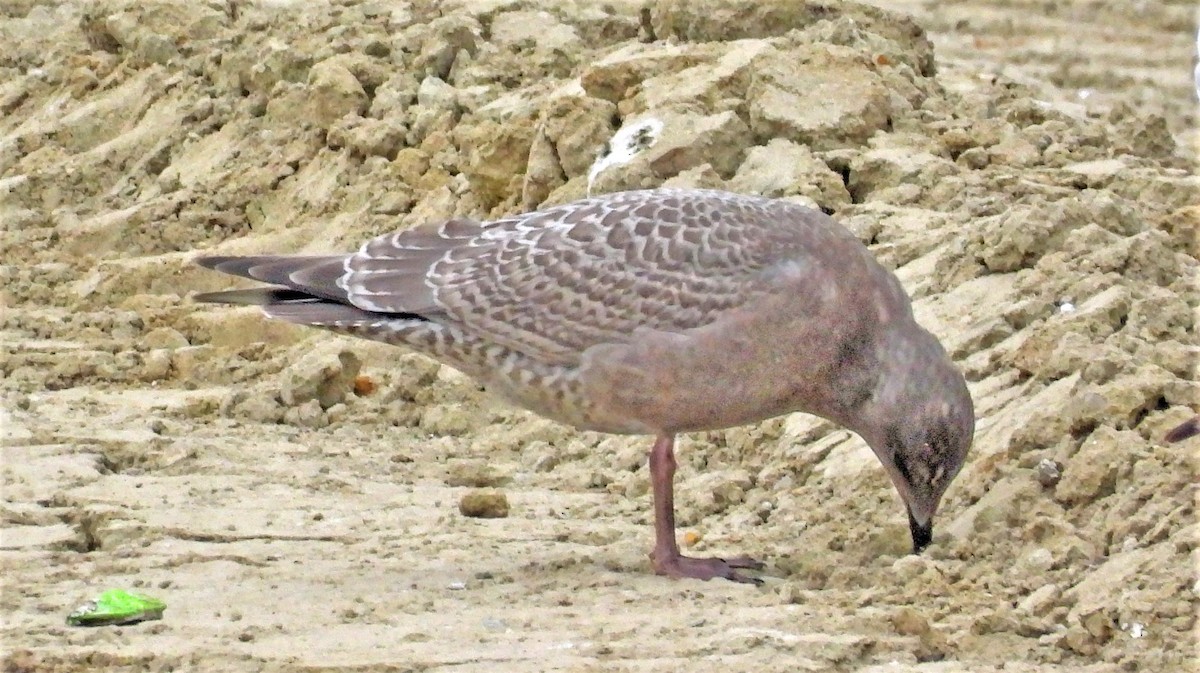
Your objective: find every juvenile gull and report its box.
[194,188,975,584]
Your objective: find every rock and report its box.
[88,1,224,59]
[416,74,459,112]
[648,111,752,178]
[580,42,708,103]
[987,133,1041,167]
[1108,103,1180,162]
[1017,583,1061,616]
[283,399,326,429]
[676,469,753,521]
[279,349,362,410]
[1016,547,1055,574]
[521,127,566,209]
[139,349,172,382]
[327,117,406,160]
[232,392,285,424]
[1159,204,1199,258]
[730,138,851,208]
[651,0,933,73]
[492,10,576,50]
[1034,458,1062,487]
[891,606,930,636]
[847,148,958,204]
[747,45,892,150]
[890,605,951,661]
[141,326,188,350]
[455,116,537,207]
[307,59,368,126]
[369,72,420,119]
[419,403,479,437]
[524,442,560,473]
[637,40,772,112]
[890,553,938,583]
[1055,427,1135,506]
[459,490,510,519]
[660,163,725,190]
[170,345,217,383]
[406,14,480,80]
[943,476,1039,542]
[977,199,1090,273]
[1006,285,1133,381]
[536,90,616,179]
[861,520,912,558]
[235,42,313,95]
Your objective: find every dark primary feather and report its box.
[191,287,315,305]
[196,255,351,303]
[193,255,427,327]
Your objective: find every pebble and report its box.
[1035,458,1062,487]
[458,490,510,518]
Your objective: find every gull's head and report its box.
[866,333,975,553]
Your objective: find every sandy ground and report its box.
[2,1,1198,671]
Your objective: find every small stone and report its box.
[1017,584,1061,616]
[284,399,327,429]
[325,403,348,424]
[141,326,189,350]
[891,553,932,582]
[1017,547,1054,574]
[892,607,930,637]
[957,146,990,169]
[1079,607,1114,641]
[1035,458,1062,487]
[307,58,368,126]
[236,394,285,424]
[481,617,508,631]
[776,581,805,604]
[418,403,476,436]
[140,349,172,381]
[531,453,559,473]
[170,346,216,381]
[459,490,510,519]
[280,349,361,410]
[889,607,951,662]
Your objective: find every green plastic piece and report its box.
[67,589,166,626]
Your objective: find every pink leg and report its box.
[648,434,764,584]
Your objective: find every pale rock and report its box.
[731,138,851,208]
[307,59,368,126]
[279,349,362,410]
[748,44,892,150]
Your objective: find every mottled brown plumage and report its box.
[194,188,975,583]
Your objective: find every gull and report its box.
[193,188,975,583]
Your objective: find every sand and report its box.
[2,1,1197,671]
